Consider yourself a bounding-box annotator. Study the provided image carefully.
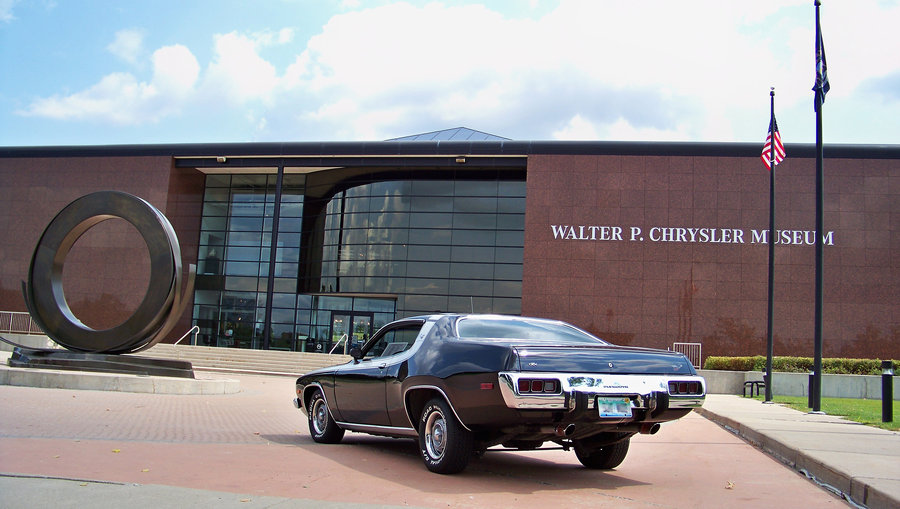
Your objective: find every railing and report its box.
[329,334,349,355]
[0,311,43,335]
[174,325,200,346]
[673,342,702,368]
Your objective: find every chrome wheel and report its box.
[311,397,328,435]
[306,389,344,444]
[424,409,447,460]
[418,397,473,474]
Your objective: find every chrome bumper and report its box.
[497,372,706,411]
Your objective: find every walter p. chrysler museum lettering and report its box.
[550,225,835,246]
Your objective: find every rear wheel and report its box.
[418,398,473,474]
[574,437,630,469]
[308,389,344,444]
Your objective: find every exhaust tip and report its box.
[640,423,661,435]
[555,424,576,437]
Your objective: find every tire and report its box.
[574,437,630,470]
[307,389,344,444]
[418,398,473,474]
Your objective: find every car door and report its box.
[331,319,425,426]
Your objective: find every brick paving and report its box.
[0,373,849,508]
[0,374,299,444]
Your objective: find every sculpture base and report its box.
[8,347,194,379]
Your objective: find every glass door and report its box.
[329,312,373,354]
[350,314,373,351]
[330,313,350,354]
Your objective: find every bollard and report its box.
[808,372,815,409]
[883,361,894,423]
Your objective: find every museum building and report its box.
[1,128,897,361]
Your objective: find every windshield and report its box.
[456,317,607,345]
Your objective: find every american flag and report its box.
[761,119,785,170]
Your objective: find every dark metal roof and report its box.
[2,140,899,160]
[386,127,510,142]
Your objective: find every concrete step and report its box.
[134,343,351,376]
[1,334,350,377]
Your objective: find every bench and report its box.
[743,380,766,397]
[743,371,768,397]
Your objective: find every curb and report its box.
[696,406,894,509]
[0,364,241,395]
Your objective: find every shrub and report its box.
[703,356,762,371]
[702,356,897,376]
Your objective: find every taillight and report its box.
[668,381,702,395]
[517,378,560,394]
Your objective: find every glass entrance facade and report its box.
[191,167,526,351]
[193,174,306,349]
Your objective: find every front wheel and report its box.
[307,389,344,444]
[418,398,473,474]
[574,437,630,469]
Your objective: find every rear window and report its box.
[456,317,607,345]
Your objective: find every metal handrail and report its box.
[174,325,200,346]
[0,311,43,335]
[672,342,702,368]
[329,333,349,355]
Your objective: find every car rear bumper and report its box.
[497,371,706,411]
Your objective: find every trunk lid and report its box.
[513,345,694,375]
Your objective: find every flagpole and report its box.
[812,0,825,413]
[765,87,776,403]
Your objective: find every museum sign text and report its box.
[549,225,835,246]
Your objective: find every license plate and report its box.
[596,397,632,418]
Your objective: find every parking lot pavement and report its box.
[0,367,889,508]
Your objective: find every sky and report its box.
[1,0,899,147]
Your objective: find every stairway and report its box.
[133,343,351,377]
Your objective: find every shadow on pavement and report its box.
[288,432,650,496]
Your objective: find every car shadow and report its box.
[264,432,650,495]
[260,433,311,446]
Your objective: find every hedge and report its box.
[702,356,898,376]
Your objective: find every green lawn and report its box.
[753,395,899,431]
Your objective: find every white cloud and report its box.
[553,115,692,142]
[21,44,199,124]
[277,1,792,140]
[13,1,900,143]
[107,29,145,64]
[552,115,599,140]
[0,0,18,22]
[280,3,547,138]
[150,45,200,99]
[201,31,281,104]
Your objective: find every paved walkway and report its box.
[0,476,422,509]
[1,356,898,508]
[697,395,899,509]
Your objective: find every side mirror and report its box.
[349,347,362,360]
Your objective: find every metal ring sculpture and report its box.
[23,191,195,354]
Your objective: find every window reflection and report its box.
[318,175,525,317]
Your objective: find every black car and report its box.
[293,314,705,474]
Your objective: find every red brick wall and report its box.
[522,154,899,361]
[0,156,203,342]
